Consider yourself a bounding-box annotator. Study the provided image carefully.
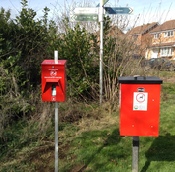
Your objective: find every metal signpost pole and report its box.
[71,3,132,105]
[99,0,104,105]
[132,136,139,172]
[54,50,58,172]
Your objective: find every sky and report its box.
[1,0,57,20]
[1,0,175,26]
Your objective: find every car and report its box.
[141,58,175,71]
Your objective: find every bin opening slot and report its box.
[42,78,63,94]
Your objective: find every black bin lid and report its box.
[118,76,163,84]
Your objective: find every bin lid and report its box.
[41,60,67,65]
[118,76,163,84]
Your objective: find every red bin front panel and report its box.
[119,83,161,137]
[41,60,66,102]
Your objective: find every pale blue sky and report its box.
[1,0,57,19]
[1,0,175,25]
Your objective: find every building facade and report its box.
[127,22,158,58]
[146,20,175,60]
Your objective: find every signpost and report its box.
[70,2,133,104]
[99,0,105,105]
[74,7,99,14]
[105,7,133,14]
[70,7,99,22]
[69,1,136,172]
[70,14,98,22]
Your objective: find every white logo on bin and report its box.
[136,93,145,103]
[133,92,148,111]
[50,70,57,77]
[52,96,56,101]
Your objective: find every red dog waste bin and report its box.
[118,76,163,137]
[41,60,67,102]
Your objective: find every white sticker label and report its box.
[133,92,148,111]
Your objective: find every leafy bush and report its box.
[0,0,58,136]
[58,20,99,100]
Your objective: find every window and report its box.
[154,33,160,39]
[164,31,174,37]
[160,47,172,56]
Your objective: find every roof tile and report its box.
[151,19,175,33]
[127,22,158,35]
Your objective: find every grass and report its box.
[0,120,55,172]
[1,71,175,171]
[59,76,175,172]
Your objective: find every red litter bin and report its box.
[41,60,67,102]
[118,76,163,137]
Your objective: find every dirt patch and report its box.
[28,143,54,172]
[70,164,87,172]
[60,110,84,123]
[163,77,175,83]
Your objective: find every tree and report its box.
[58,20,99,100]
[0,0,59,136]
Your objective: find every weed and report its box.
[1,72,175,171]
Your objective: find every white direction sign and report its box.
[70,13,98,22]
[74,7,99,15]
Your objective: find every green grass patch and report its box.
[59,82,175,172]
[0,120,55,171]
[1,77,175,171]
[61,127,133,172]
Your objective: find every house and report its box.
[146,19,175,59]
[95,25,125,50]
[126,22,159,57]
[96,25,124,39]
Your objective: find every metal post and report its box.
[132,136,139,172]
[99,0,104,105]
[55,102,58,172]
[54,50,58,172]
[54,50,58,64]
